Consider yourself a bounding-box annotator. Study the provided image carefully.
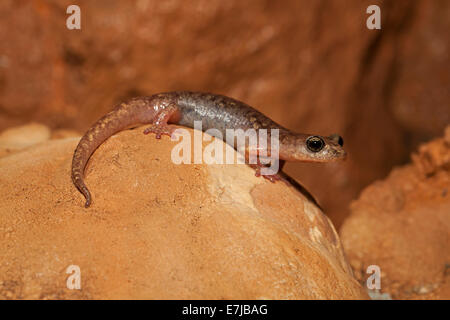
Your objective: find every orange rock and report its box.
[50,129,81,140]
[0,123,51,158]
[0,125,366,299]
[340,126,450,300]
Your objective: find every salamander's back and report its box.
[176,91,284,135]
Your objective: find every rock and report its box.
[0,123,51,158]
[0,126,366,299]
[340,126,450,299]
[50,129,81,140]
[0,123,80,159]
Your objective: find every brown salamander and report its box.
[72,91,346,207]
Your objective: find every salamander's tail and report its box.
[71,147,93,208]
[70,96,159,208]
[71,120,117,208]
[72,172,92,207]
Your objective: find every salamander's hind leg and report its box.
[143,124,178,139]
[143,105,180,139]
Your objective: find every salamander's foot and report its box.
[261,173,282,182]
[143,124,177,139]
[249,163,282,183]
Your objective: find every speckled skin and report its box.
[72,91,346,207]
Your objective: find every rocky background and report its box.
[0,0,448,225]
[0,0,449,299]
[341,127,450,299]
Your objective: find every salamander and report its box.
[71,91,346,207]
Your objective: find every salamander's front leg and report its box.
[143,105,180,139]
[249,161,282,182]
[246,148,282,182]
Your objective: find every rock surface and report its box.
[1,0,448,226]
[0,124,366,299]
[0,123,50,157]
[0,123,79,158]
[340,127,450,299]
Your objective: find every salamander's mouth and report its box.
[280,146,347,162]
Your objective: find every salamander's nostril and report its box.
[329,133,344,147]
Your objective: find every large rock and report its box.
[0,125,366,299]
[340,127,450,299]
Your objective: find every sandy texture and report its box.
[340,127,450,299]
[0,124,366,299]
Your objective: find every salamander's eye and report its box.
[306,136,325,152]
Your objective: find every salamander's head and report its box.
[279,133,347,162]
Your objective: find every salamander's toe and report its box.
[143,124,177,139]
